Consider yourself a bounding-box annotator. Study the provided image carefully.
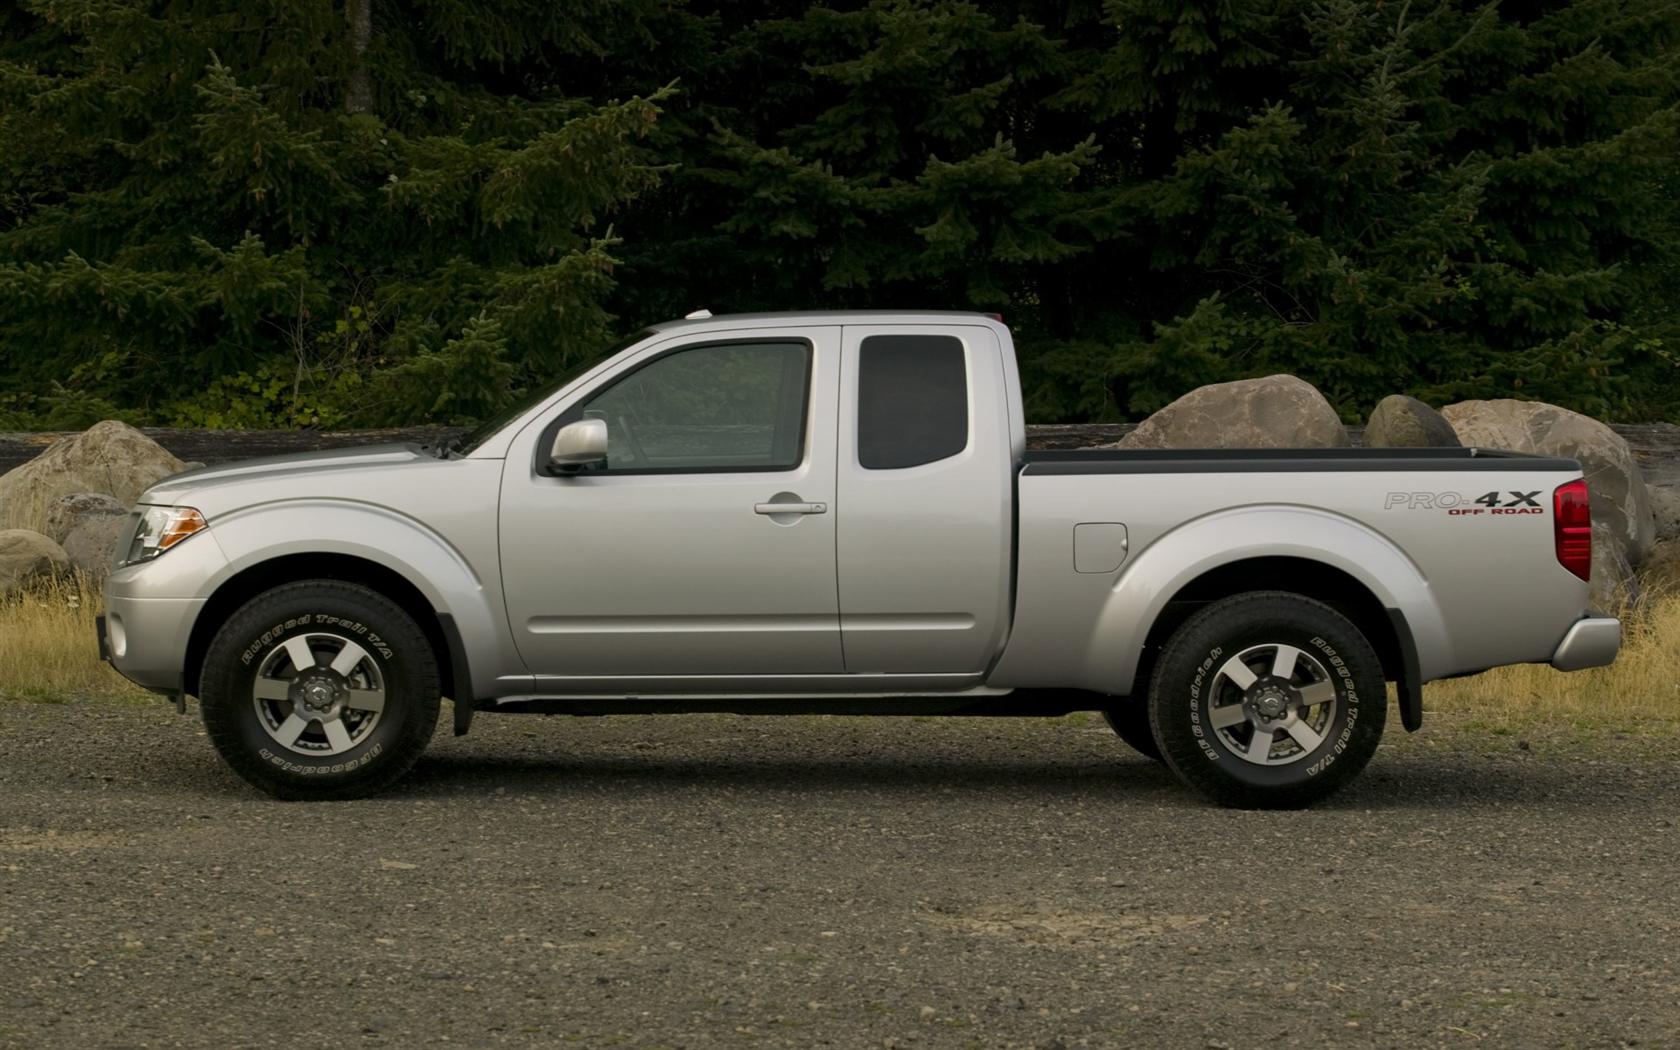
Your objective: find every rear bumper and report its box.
[1550,616,1621,672]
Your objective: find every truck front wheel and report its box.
[198,580,441,800]
[1148,591,1386,809]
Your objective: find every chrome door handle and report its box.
[754,501,827,515]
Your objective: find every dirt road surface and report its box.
[2,701,1676,1048]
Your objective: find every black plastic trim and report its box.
[1021,448,1580,475]
[1386,608,1424,732]
[436,612,476,736]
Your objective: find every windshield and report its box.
[450,329,654,456]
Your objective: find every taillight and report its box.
[1553,479,1592,581]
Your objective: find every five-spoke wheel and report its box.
[1203,643,1338,766]
[251,633,388,756]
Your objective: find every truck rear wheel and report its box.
[1102,702,1162,761]
[198,580,440,800]
[1148,591,1386,809]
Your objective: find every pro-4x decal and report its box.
[1383,490,1545,515]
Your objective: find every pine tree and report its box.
[606,0,1680,422]
[0,0,673,425]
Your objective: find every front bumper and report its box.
[95,610,175,706]
[99,593,203,700]
[1550,616,1621,672]
[99,523,228,702]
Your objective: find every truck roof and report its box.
[647,309,1004,333]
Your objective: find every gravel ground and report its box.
[1,700,1676,1049]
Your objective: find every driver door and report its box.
[498,326,843,684]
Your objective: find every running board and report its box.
[484,688,1111,718]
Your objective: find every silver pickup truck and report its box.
[100,311,1620,807]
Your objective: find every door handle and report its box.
[754,501,827,515]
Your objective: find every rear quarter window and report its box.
[857,334,968,469]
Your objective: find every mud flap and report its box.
[436,613,476,736]
[1386,608,1424,733]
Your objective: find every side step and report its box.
[486,689,1112,718]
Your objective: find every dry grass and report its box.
[0,573,149,704]
[2,575,1678,735]
[1425,590,1680,736]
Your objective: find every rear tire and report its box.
[1102,702,1163,761]
[199,580,440,800]
[1148,591,1386,809]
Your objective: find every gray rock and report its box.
[0,421,183,534]
[0,529,70,596]
[1590,521,1638,609]
[1648,483,1680,543]
[42,493,128,545]
[1119,374,1349,450]
[62,515,131,582]
[1365,395,1460,448]
[1441,399,1656,571]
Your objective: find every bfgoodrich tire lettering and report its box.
[199,580,440,800]
[1148,591,1386,809]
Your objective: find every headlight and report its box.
[122,506,208,566]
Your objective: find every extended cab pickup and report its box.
[101,311,1621,806]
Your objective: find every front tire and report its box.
[199,580,441,800]
[1148,592,1386,809]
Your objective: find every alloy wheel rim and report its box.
[250,632,386,756]
[1206,642,1338,767]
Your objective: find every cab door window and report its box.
[566,341,812,473]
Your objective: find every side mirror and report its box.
[548,418,608,473]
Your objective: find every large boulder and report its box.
[43,492,128,545]
[1119,375,1349,450]
[1364,395,1460,448]
[0,421,183,534]
[0,529,70,596]
[63,515,131,582]
[1590,522,1638,609]
[1648,483,1680,543]
[1441,399,1656,575]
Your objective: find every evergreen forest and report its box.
[3,0,1678,427]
